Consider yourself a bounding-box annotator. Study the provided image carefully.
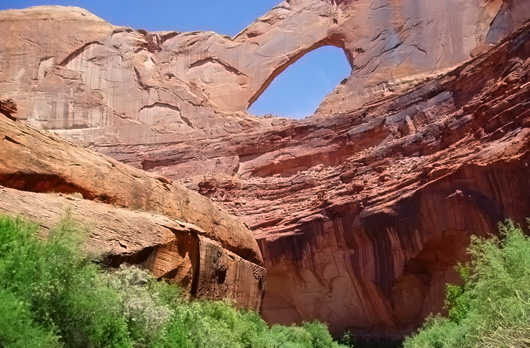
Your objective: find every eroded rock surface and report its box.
[0,112,265,310]
[1,0,530,337]
[101,22,530,335]
[1,0,529,144]
[0,186,265,309]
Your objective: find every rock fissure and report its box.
[189,57,248,77]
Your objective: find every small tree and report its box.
[404,220,530,348]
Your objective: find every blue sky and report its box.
[0,1,351,118]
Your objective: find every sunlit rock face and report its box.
[162,24,530,334]
[1,0,529,336]
[0,109,265,310]
[1,0,528,142]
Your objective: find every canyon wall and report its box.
[119,23,530,334]
[1,0,529,142]
[1,0,529,336]
[0,110,265,310]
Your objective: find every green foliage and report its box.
[337,332,402,348]
[303,321,341,348]
[0,288,60,348]
[444,263,471,324]
[153,293,345,348]
[0,215,345,348]
[0,216,132,348]
[404,220,530,348]
[105,266,172,346]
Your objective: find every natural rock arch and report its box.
[247,44,352,118]
[0,0,529,338]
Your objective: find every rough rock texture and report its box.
[1,0,529,143]
[100,22,530,335]
[0,112,262,264]
[0,5,281,146]
[0,186,265,309]
[0,113,265,310]
[1,0,530,337]
[0,98,16,120]
[315,0,530,116]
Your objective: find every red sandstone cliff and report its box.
[1,0,529,337]
[1,1,529,143]
[110,22,530,335]
[0,110,265,310]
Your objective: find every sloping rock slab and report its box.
[0,186,265,309]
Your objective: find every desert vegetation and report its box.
[0,215,346,348]
[2,213,529,348]
[404,221,530,348]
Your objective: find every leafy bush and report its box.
[337,332,402,348]
[0,215,345,348]
[152,292,345,348]
[404,220,530,348]
[0,288,60,348]
[105,266,173,346]
[0,216,132,347]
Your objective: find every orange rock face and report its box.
[106,23,530,335]
[1,0,530,337]
[0,113,265,310]
[1,1,529,142]
[126,23,529,334]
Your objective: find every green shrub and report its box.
[0,288,60,348]
[303,321,341,348]
[405,220,530,348]
[0,215,346,348]
[105,265,173,347]
[0,215,133,348]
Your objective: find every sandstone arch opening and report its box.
[248,46,351,119]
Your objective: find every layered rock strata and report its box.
[0,113,265,310]
[1,0,530,336]
[1,1,529,144]
[102,22,530,334]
